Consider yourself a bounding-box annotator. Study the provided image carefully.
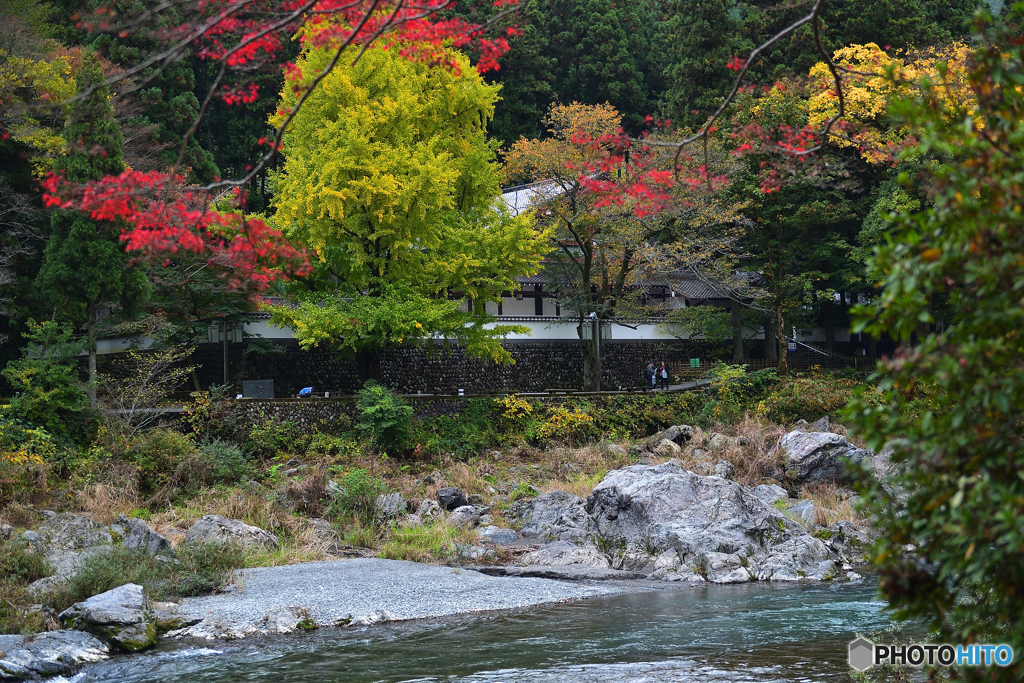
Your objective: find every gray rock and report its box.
[37,514,112,551]
[785,499,817,525]
[751,484,788,505]
[19,531,40,544]
[374,493,407,523]
[707,433,736,451]
[307,518,340,552]
[151,601,201,632]
[185,515,278,549]
[713,460,735,479]
[59,583,157,652]
[437,487,468,511]
[0,630,108,678]
[454,543,495,562]
[652,439,682,458]
[416,499,441,519]
[779,430,870,486]
[520,541,610,568]
[447,505,481,528]
[821,520,872,564]
[113,515,172,556]
[657,424,695,446]
[467,493,484,505]
[263,607,315,634]
[476,525,519,545]
[0,524,11,541]
[810,416,831,433]
[508,490,596,543]
[585,461,836,582]
[605,444,629,458]
[401,514,424,529]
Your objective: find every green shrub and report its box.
[45,543,247,612]
[306,430,361,459]
[355,381,412,453]
[0,539,53,634]
[199,439,253,484]
[757,368,878,423]
[127,428,198,493]
[327,468,387,524]
[536,405,597,445]
[243,417,304,459]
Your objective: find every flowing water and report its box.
[65,579,899,683]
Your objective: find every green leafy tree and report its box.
[35,54,150,405]
[355,380,412,453]
[847,10,1024,680]
[266,37,549,381]
[1,319,88,441]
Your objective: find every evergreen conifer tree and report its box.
[36,53,150,406]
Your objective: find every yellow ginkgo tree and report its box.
[265,33,550,380]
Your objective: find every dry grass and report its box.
[799,483,862,528]
[74,483,140,524]
[0,502,38,528]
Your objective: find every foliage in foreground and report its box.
[848,12,1024,681]
[45,543,248,613]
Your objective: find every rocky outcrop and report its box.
[416,499,441,519]
[585,461,837,582]
[778,430,869,487]
[651,439,682,458]
[59,583,158,652]
[476,525,519,545]
[508,491,596,544]
[110,514,172,556]
[0,630,108,680]
[520,541,610,568]
[751,484,788,505]
[185,515,278,549]
[263,607,316,634]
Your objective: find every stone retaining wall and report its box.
[187,339,731,396]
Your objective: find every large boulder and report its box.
[37,513,112,551]
[520,541,611,568]
[508,490,597,543]
[585,461,836,582]
[651,439,682,459]
[0,630,108,679]
[185,515,278,549]
[436,487,468,511]
[779,431,870,486]
[59,584,157,652]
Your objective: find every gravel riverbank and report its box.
[172,558,623,639]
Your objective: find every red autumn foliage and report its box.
[49,0,520,290]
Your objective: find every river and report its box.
[65,579,896,682]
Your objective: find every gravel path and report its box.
[174,558,621,639]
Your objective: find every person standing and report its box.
[644,361,656,391]
[659,362,670,390]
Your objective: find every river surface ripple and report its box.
[63,579,895,683]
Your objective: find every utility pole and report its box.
[223,320,230,386]
[590,312,601,392]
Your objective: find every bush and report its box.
[127,428,198,493]
[757,368,878,423]
[45,543,247,611]
[0,539,52,634]
[327,468,387,524]
[199,439,253,484]
[306,430,361,459]
[243,417,303,459]
[410,398,497,459]
[536,405,597,445]
[355,381,412,453]
[0,421,53,506]
[183,384,244,442]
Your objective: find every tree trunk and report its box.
[578,321,597,391]
[731,300,743,363]
[223,321,230,386]
[824,299,835,352]
[87,300,97,408]
[765,314,778,362]
[776,305,788,375]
